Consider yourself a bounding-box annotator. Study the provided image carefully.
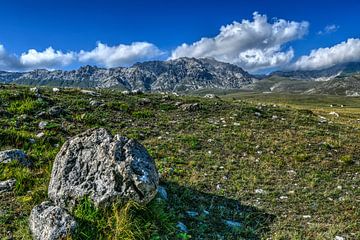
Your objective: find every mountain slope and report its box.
[0,58,255,91]
[271,62,360,81]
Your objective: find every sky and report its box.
[0,0,359,73]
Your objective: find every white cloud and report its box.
[171,12,309,72]
[0,41,164,71]
[291,38,360,70]
[78,42,164,67]
[20,47,75,69]
[318,24,339,35]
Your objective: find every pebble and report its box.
[176,222,188,233]
[38,121,48,130]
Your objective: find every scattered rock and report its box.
[52,88,60,92]
[30,87,40,93]
[138,98,151,105]
[174,102,182,107]
[180,103,200,111]
[224,220,242,229]
[131,89,143,95]
[0,179,16,193]
[39,121,48,129]
[48,106,64,117]
[90,100,101,107]
[318,116,327,123]
[157,186,168,200]
[254,112,262,117]
[36,132,45,138]
[255,189,266,194]
[329,111,339,117]
[176,222,188,233]
[80,89,99,96]
[203,94,218,99]
[334,236,345,240]
[186,211,199,218]
[37,111,47,118]
[48,128,159,210]
[0,149,30,166]
[29,201,77,240]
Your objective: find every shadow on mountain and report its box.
[164,182,275,239]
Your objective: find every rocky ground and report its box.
[0,84,359,239]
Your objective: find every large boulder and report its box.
[48,128,159,210]
[0,149,31,167]
[29,201,77,240]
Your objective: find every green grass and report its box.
[0,85,359,239]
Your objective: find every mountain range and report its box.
[0,57,359,95]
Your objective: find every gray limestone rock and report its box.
[0,179,16,193]
[0,149,31,166]
[48,128,159,210]
[29,201,77,240]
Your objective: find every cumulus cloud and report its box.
[318,24,339,35]
[78,42,164,67]
[0,41,164,71]
[171,12,309,72]
[291,38,360,70]
[20,47,75,69]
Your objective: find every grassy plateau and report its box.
[0,85,359,239]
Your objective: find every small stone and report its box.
[203,94,218,99]
[132,89,143,95]
[181,103,200,112]
[0,179,16,193]
[255,189,266,194]
[39,121,48,130]
[334,236,344,240]
[0,149,30,166]
[48,106,64,117]
[37,111,47,118]
[176,222,188,233]
[319,116,327,123]
[157,186,168,200]
[186,211,199,218]
[90,100,101,107]
[29,201,77,240]
[302,215,311,219]
[52,88,60,92]
[255,112,261,117]
[80,89,99,96]
[138,98,151,105]
[329,112,339,117]
[224,220,242,229]
[30,87,40,93]
[36,132,45,138]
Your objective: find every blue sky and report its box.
[0,0,359,73]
